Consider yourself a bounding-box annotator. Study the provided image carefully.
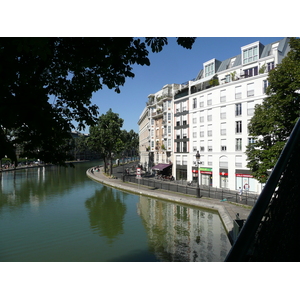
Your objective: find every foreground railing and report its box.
[225,118,300,261]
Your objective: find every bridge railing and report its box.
[225,118,300,262]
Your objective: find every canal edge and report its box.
[86,167,245,240]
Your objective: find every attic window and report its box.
[205,62,214,77]
[243,46,258,64]
[230,58,236,68]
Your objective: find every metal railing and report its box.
[225,118,300,262]
[123,175,259,206]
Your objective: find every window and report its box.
[151,141,154,148]
[207,93,212,106]
[182,102,187,111]
[200,125,204,137]
[247,83,254,97]
[243,46,258,64]
[263,80,269,93]
[168,139,171,147]
[176,116,180,126]
[220,123,226,136]
[220,90,226,102]
[235,103,242,116]
[205,62,214,77]
[235,155,242,167]
[235,86,242,99]
[236,121,242,133]
[221,139,227,151]
[199,96,204,107]
[182,155,187,165]
[193,131,197,138]
[182,128,187,139]
[176,129,180,139]
[267,61,274,71]
[200,110,204,123]
[220,106,226,119]
[248,137,256,145]
[168,113,171,121]
[176,155,181,165]
[207,124,212,137]
[236,138,242,151]
[244,66,258,78]
[192,117,197,124]
[168,126,171,134]
[225,74,231,83]
[208,155,212,166]
[193,141,197,152]
[182,115,187,125]
[182,142,187,152]
[200,140,204,152]
[176,142,180,152]
[151,129,154,137]
[176,103,180,113]
[193,98,197,109]
[247,101,255,116]
[207,109,212,122]
[208,140,212,151]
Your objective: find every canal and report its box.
[0,161,231,262]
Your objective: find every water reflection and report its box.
[85,186,127,244]
[137,195,230,262]
[0,165,89,210]
[0,162,231,262]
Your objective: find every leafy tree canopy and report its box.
[0,37,196,165]
[88,108,124,175]
[246,37,300,183]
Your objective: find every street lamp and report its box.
[196,150,201,198]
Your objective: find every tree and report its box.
[246,37,300,183]
[120,129,139,158]
[0,37,196,165]
[88,109,124,175]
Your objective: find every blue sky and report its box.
[87,37,283,134]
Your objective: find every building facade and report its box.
[138,38,290,193]
[138,84,181,173]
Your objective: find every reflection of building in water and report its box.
[137,195,230,262]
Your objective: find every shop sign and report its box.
[200,167,212,174]
[219,172,228,176]
[236,173,253,178]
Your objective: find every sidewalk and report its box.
[86,162,252,242]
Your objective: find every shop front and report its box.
[235,172,256,192]
[219,170,228,189]
[200,167,212,186]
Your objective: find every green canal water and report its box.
[0,161,231,262]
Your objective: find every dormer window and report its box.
[205,62,214,77]
[243,45,258,64]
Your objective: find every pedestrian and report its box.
[238,187,243,201]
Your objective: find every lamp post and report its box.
[196,150,201,198]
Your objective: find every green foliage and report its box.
[246,37,300,183]
[0,37,196,165]
[88,109,124,175]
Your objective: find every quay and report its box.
[86,162,252,244]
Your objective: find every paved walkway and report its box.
[86,162,252,242]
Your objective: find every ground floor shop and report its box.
[188,165,263,193]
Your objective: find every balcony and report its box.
[152,108,164,119]
[174,88,189,99]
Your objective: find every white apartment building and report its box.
[180,37,290,193]
[138,84,181,174]
[138,106,150,170]
[138,37,290,193]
